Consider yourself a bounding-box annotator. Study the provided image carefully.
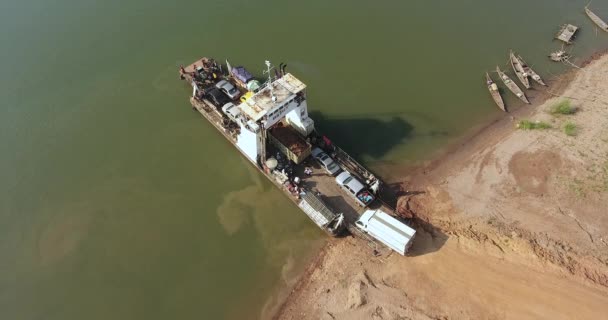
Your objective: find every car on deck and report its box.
[221,102,241,122]
[215,80,240,100]
[311,148,341,175]
[335,171,375,207]
[205,87,231,108]
[240,91,254,103]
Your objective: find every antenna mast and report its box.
[264,60,277,103]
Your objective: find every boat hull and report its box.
[496,66,529,104]
[510,51,531,89]
[486,72,506,112]
[586,7,608,32]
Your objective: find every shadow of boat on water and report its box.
[309,111,448,256]
[309,111,414,160]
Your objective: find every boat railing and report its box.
[329,145,372,180]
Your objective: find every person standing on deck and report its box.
[191,64,199,80]
[179,65,186,80]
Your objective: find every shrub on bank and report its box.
[550,100,576,115]
[564,122,577,136]
[517,120,552,130]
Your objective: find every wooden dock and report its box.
[555,24,578,44]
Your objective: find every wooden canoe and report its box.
[486,72,506,112]
[517,54,547,86]
[496,66,530,104]
[510,51,531,89]
[585,6,608,32]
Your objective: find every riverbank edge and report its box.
[267,49,608,320]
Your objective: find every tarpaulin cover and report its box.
[246,80,261,92]
[231,66,253,84]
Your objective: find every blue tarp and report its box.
[231,66,253,84]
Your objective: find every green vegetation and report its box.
[569,178,586,198]
[517,120,552,130]
[550,100,576,115]
[564,122,577,136]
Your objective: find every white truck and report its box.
[355,209,416,255]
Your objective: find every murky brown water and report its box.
[1,0,607,318]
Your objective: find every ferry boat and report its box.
[178,57,415,246]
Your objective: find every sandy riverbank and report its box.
[272,53,608,319]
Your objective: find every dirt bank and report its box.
[273,54,608,319]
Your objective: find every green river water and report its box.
[1,0,607,319]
